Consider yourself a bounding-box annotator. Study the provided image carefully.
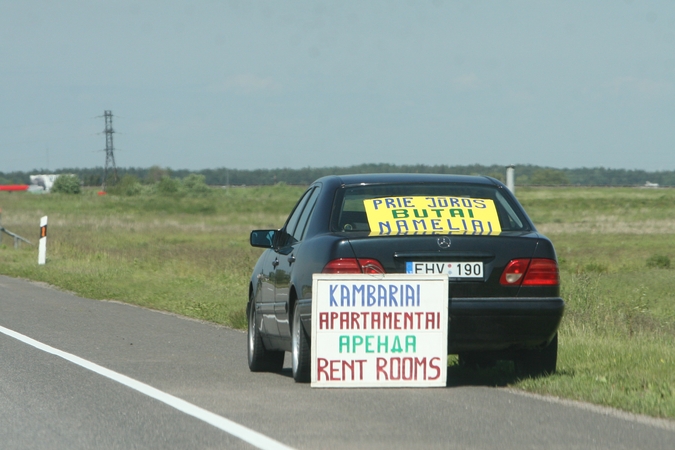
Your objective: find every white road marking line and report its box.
[0,325,295,450]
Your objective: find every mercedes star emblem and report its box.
[437,236,451,249]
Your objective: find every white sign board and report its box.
[311,274,448,388]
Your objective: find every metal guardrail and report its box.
[0,210,32,248]
[0,227,32,248]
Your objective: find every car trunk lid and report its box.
[342,232,542,298]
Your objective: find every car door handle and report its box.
[272,258,279,268]
[287,255,296,264]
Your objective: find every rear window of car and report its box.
[332,183,530,235]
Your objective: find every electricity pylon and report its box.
[101,110,118,192]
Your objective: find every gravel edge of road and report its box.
[503,388,675,432]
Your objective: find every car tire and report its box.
[247,301,284,372]
[515,333,558,378]
[291,305,311,383]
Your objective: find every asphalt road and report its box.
[1,274,673,449]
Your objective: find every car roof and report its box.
[313,173,501,187]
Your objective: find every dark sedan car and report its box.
[247,174,564,382]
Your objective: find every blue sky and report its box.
[1,1,674,172]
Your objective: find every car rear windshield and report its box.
[332,183,530,235]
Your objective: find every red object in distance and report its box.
[0,185,29,191]
[97,191,107,196]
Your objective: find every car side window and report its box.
[277,187,314,248]
[295,186,321,241]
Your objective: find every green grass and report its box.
[509,187,675,418]
[0,186,305,329]
[1,185,674,420]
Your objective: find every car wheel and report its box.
[291,305,311,383]
[515,333,558,378]
[247,301,284,372]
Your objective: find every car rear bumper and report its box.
[448,297,565,352]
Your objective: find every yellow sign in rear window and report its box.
[363,196,502,236]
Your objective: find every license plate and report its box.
[406,261,484,279]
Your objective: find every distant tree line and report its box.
[2,164,675,187]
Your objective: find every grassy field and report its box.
[1,185,674,419]
[0,186,305,329]
[515,187,675,418]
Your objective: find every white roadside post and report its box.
[38,216,48,265]
[506,165,515,193]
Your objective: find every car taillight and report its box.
[500,259,529,285]
[322,258,385,274]
[500,258,559,286]
[522,258,559,285]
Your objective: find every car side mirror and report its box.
[250,229,277,248]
